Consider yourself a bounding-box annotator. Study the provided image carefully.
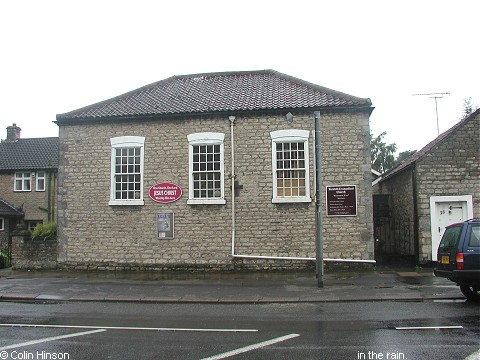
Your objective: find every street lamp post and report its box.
[314,111,324,288]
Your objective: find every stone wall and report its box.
[374,168,415,256]
[11,227,57,270]
[374,112,479,263]
[415,112,480,262]
[57,110,374,270]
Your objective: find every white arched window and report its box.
[187,132,226,205]
[109,136,145,206]
[270,130,311,203]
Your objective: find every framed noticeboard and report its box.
[157,211,174,239]
[326,185,357,216]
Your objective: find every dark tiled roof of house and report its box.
[56,70,372,122]
[379,108,480,182]
[0,198,23,217]
[0,137,59,171]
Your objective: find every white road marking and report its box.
[395,325,463,330]
[200,333,300,360]
[0,329,106,351]
[0,323,257,333]
[464,348,480,360]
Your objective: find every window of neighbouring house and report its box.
[36,171,46,191]
[109,136,145,206]
[187,132,226,205]
[0,217,4,231]
[27,220,43,231]
[14,172,31,192]
[270,130,311,203]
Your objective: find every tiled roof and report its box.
[0,137,59,171]
[379,108,480,182]
[0,198,23,217]
[56,70,372,122]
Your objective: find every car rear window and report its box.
[439,225,462,248]
[469,225,480,247]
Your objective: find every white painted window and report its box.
[27,220,43,231]
[0,217,4,231]
[270,130,311,203]
[187,132,226,205]
[109,136,145,206]
[14,172,31,192]
[36,171,46,192]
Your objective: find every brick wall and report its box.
[57,110,374,270]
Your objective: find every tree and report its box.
[461,97,476,119]
[393,150,417,166]
[370,131,397,173]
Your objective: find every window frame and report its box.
[270,129,311,203]
[109,136,145,206]
[187,132,226,205]
[14,172,32,192]
[36,171,46,192]
[27,220,43,231]
[0,217,4,231]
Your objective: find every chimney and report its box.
[6,123,21,142]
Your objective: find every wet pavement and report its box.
[0,266,465,303]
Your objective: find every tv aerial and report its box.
[412,92,450,136]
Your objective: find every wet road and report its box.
[0,300,478,359]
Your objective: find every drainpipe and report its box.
[47,170,52,222]
[53,171,56,222]
[232,254,376,263]
[229,112,376,266]
[412,164,420,266]
[229,116,236,256]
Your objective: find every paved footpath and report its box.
[0,266,464,303]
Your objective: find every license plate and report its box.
[441,255,449,264]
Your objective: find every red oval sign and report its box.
[148,183,183,204]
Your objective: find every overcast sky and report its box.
[1,1,478,154]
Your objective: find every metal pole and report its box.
[314,111,324,288]
[412,92,449,137]
[434,96,440,136]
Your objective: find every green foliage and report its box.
[370,131,397,173]
[371,132,417,173]
[31,222,57,240]
[0,246,11,268]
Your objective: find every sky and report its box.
[1,0,478,154]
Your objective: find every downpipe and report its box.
[232,254,376,264]
[228,113,375,266]
[229,116,236,256]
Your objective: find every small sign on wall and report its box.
[157,211,174,239]
[326,185,357,216]
[149,183,182,204]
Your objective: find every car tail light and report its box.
[456,253,464,270]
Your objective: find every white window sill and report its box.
[187,198,226,205]
[272,196,312,204]
[109,199,145,206]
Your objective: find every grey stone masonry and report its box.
[11,225,57,270]
[57,110,374,270]
[415,112,480,262]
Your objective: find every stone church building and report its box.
[55,70,375,271]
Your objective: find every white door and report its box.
[430,195,473,260]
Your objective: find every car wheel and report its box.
[460,285,480,302]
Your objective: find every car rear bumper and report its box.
[434,269,480,286]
